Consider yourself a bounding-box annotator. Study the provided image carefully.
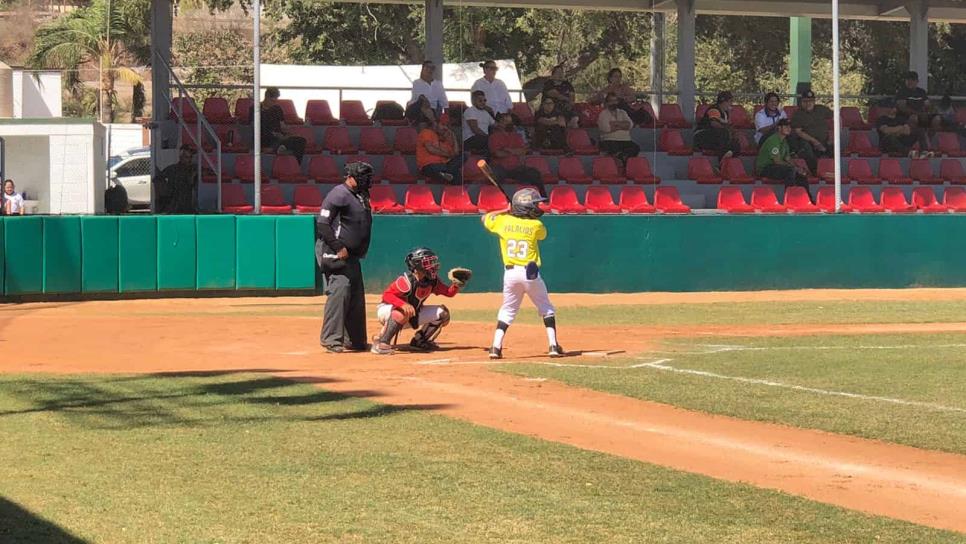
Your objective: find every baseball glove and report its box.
[448,267,473,288]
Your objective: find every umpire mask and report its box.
[345,161,374,193]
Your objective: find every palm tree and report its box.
[29,0,150,123]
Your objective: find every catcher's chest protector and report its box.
[395,273,436,310]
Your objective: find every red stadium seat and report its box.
[322,127,358,154]
[639,102,659,127]
[737,132,757,156]
[381,155,417,184]
[202,97,233,124]
[695,103,711,120]
[783,186,819,213]
[817,158,836,183]
[618,186,656,213]
[847,159,881,184]
[462,156,486,183]
[880,187,915,213]
[558,157,593,184]
[625,156,661,184]
[721,157,755,184]
[944,187,966,212]
[566,129,599,155]
[369,185,404,213]
[179,124,202,151]
[783,105,798,119]
[341,100,373,126]
[846,131,879,157]
[937,132,965,157]
[169,96,198,123]
[592,156,626,184]
[260,185,293,214]
[584,186,621,213]
[222,184,253,214]
[816,186,852,213]
[360,127,392,154]
[524,156,557,183]
[750,186,787,213]
[791,158,818,184]
[404,185,442,214]
[232,155,261,183]
[512,102,535,126]
[477,185,509,212]
[287,126,321,154]
[393,127,418,155]
[271,155,308,183]
[941,159,966,184]
[307,155,342,183]
[575,102,603,128]
[659,103,690,128]
[911,187,948,213]
[848,186,885,213]
[687,157,722,184]
[214,125,248,153]
[306,100,339,126]
[277,99,303,125]
[375,101,407,126]
[840,106,870,130]
[548,185,586,214]
[234,98,254,124]
[866,106,887,126]
[440,186,477,214]
[910,159,943,184]
[717,186,755,213]
[658,130,692,155]
[878,158,912,184]
[957,108,966,126]
[293,185,323,213]
[654,186,691,213]
[729,105,754,129]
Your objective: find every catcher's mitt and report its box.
[448,267,473,287]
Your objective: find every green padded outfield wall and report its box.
[236,216,277,289]
[43,216,82,293]
[119,216,158,292]
[196,215,236,289]
[157,216,198,290]
[276,216,316,289]
[81,217,119,292]
[4,217,44,295]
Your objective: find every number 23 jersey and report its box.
[484,213,547,267]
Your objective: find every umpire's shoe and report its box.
[488,346,502,360]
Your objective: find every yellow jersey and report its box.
[483,213,547,267]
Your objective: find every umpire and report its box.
[317,161,374,353]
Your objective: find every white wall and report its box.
[106,124,148,157]
[2,136,50,211]
[12,71,62,118]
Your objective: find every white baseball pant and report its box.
[497,265,555,324]
[377,303,447,327]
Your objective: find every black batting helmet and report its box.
[510,188,546,219]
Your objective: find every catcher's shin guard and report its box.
[411,306,449,350]
[377,318,404,345]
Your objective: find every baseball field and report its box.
[2,289,965,542]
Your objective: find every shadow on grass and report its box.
[0,496,89,543]
[0,370,448,430]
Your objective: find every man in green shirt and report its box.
[789,90,832,176]
[756,119,812,202]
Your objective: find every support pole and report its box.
[650,12,666,115]
[425,0,444,77]
[832,0,842,212]
[676,0,696,123]
[789,17,812,97]
[149,0,172,214]
[253,0,261,214]
[907,0,929,90]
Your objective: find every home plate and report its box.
[582,350,625,357]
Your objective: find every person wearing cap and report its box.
[471,60,513,115]
[896,70,929,123]
[789,89,832,176]
[755,119,812,201]
[318,162,375,353]
[694,90,741,160]
[876,99,932,158]
[754,92,788,144]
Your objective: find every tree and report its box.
[29,0,150,122]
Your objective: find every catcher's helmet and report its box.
[405,247,440,280]
[345,161,374,191]
[510,187,547,219]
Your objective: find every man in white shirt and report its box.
[462,90,495,154]
[754,92,787,144]
[597,93,640,165]
[408,60,449,119]
[470,60,513,115]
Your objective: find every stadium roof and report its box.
[354,0,966,23]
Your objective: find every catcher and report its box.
[371,247,472,355]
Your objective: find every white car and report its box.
[109,147,151,207]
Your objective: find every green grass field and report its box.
[1,372,963,543]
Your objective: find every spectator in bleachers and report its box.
[756,119,812,202]
[789,89,832,175]
[3,179,24,215]
[896,70,929,123]
[471,60,513,115]
[931,95,966,137]
[489,113,546,197]
[462,90,495,155]
[249,87,307,162]
[533,97,568,153]
[408,60,449,123]
[694,91,741,160]
[597,92,641,165]
[755,92,787,144]
[542,65,579,128]
[417,121,462,184]
[155,145,197,214]
[876,99,932,158]
[589,68,653,126]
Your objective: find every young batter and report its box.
[482,188,563,359]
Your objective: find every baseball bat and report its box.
[476,159,512,202]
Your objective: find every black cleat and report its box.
[548,344,565,357]
[488,347,503,359]
[323,344,345,353]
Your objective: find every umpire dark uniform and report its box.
[317,162,374,352]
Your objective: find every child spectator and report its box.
[3,179,24,215]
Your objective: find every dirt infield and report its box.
[2,290,966,533]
